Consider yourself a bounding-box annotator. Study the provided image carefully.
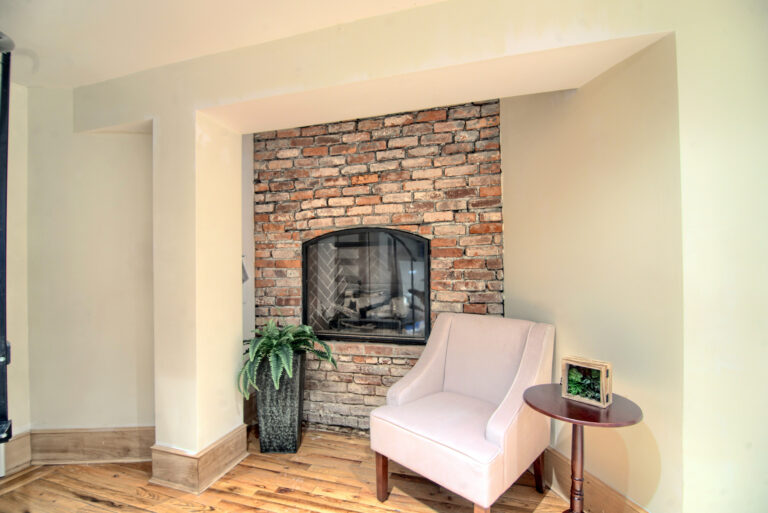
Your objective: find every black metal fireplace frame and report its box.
[301,227,430,345]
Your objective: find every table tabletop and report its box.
[524,383,642,428]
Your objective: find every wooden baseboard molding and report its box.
[150,424,247,494]
[30,426,155,465]
[544,448,648,513]
[3,431,32,476]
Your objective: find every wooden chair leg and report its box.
[533,451,545,493]
[375,452,389,502]
[474,504,491,513]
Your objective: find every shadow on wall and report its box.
[551,421,661,508]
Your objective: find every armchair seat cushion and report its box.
[370,391,504,505]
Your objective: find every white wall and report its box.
[194,113,242,449]
[26,1,765,507]
[501,36,682,512]
[27,88,154,429]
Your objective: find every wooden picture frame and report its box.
[560,356,613,408]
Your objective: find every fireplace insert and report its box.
[302,228,430,344]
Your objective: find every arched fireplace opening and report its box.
[302,228,430,344]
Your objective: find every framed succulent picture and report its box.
[560,356,613,408]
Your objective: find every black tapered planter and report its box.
[254,351,305,453]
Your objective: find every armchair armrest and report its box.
[386,314,453,406]
[485,322,555,447]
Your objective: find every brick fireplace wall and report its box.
[253,99,503,430]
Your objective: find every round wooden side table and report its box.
[523,383,642,513]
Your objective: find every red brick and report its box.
[351,174,379,185]
[468,197,501,209]
[331,144,357,155]
[358,141,387,153]
[449,106,480,119]
[469,292,503,303]
[459,235,493,246]
[435,155,466,166]
[402,157,432,169]
[443,143,475,155]
[328,121,356,133]
[384,114,414,126]
[290,190,313,201]
[382,192,411,203]
[432,248,464,258]
[275,259,302,268]
[434,121,465,132]
[303,146,328,157]
[328,197,354,207]
[403,180,433,191]
[468,151,501,164]
[481,103,500,116]
[267,160,293,170]
[479,186,501,197]
[290,137,314,147]
[416,109,447,122]
[403,124,433,136]
[436,199,468,211]
[363,215,389,224]
[343,132,371,143]
[323,176,349,187]
[469,175,499,186]
[315,188,341,199]
[373,127,401,139]
[373,183,402,194]
[453,258,485,269]
[421,133,453,145]
[435,178,466,189]
[262,223,284,232]
[436,291,468,302]
[476,140,500,151]
[375,204,404,214]
[456,212,477,223]
[455,130,480,142]
[466,115,499,129]
[466,246,502,256]
[412,168,443,179]
[445,188,477,199]
[464,304,487,314]
[342,185,370,196]
[469,223,502,234]
[347,153,374,164]
[486,257,503,269]
[388,136,419,148]
[392,213,421,224]
[377,149,405,161]
[301,125,327,136]
[431,238,457,247]
[381,171,410,182]
[424,212,453,223]
[341,165,368,175]
[356,196,382,205]
[358,119,383,130]
[316,135,342,144]
[434,225,465,236]
[480,163,502,174]
[277,128,301,138]
[480,127,500,139]
[254,150,277,160]
[310,167,340,178]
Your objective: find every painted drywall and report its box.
[241,134,255,339]
[501,36,682,512]
[1,83,31,475]
[44,0,765,507]
[27,87,154,429]
[194,113,243,450]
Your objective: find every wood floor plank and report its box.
[0,430,568,513]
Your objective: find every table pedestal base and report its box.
[564,424,584,513]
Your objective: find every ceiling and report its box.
[0,0,446,88]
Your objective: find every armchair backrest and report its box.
[441,313,537,405]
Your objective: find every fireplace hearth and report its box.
[302,228,430,344]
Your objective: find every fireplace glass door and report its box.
[302,228,429,344]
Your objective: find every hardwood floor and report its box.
[0,430,567,512]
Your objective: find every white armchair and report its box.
[369,313,555,513]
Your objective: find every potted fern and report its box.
[238,320,335,453]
